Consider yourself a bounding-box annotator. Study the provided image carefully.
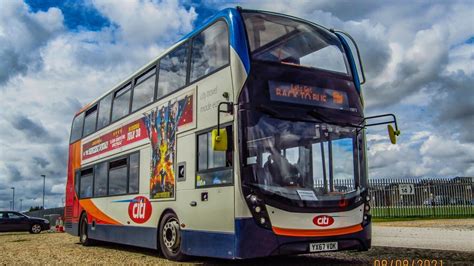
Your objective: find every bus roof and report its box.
[75,7,250,116]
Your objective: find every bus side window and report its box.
[94,162,108,197]
[157,42,189,99]
[70,112,84,143]
[128,152,140,194]
[74,169,80,196]
[190,20,229,82]
[108,157,128,196]
[97,93,112,130]
[79,168,94,199]
[83,104,98,137]
[111,83,132,122]
[196,125,233,188]
[132,67,156,112]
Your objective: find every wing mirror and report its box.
[363,114,401,145]
[212,102,233,151]
[212,128,228,151]
[387,124,401,144]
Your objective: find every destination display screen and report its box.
[268,80,350,110]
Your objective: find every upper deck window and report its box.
[243,12,348,74]
[132,67,156,112]
[111,83,132,122]
[97,93,112,130]
[70,113,84,143]
[83,104,98,136]
[157,42,189,99]
[190,21,229,82]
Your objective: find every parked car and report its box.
[0,211,50,234]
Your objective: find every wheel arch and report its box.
[156,208,178,250]
[78,210,88,236]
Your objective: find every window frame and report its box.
[93,161,108,198]
[189,20,230,83]
[70,112,85,144]
[69,18,231,141]
[156,40,191,101]
[79,167,94,199]
[131,66,158,112]
[128,152,140,194]
[241,11,352,78]
[107,156,129,197]
[195,124,234,189]
[96,93,113,131]
[110,82,132,123]
[82,104,99,138]
[77,151,140,199]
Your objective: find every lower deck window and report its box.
[79,168,93,198]
[108,158,128,196]
[196,126,233,187]
[77,151,139,199]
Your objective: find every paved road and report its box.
[373,225,474,252]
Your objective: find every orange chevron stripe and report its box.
[80,199,121,225]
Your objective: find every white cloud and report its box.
[91,0,197,45]
[0,1,64,84]
[0,0,197,210]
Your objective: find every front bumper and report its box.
[235,218,371,259]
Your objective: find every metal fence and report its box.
[20,178,473,220]
[368,177,473,218]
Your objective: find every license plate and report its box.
[309,242,338,252]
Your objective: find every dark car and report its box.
[0,211,50,234]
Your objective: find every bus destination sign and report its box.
[268,80,350,110]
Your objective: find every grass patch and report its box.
[372,215,474,223]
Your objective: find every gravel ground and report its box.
[0,219,473,265]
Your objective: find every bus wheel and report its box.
[159,212,186,261]
[79,214,93,246]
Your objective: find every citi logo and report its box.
[128,196,152,224]
[313,215,334,226]
[132,200,147,219]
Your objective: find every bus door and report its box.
[176,125,235,257]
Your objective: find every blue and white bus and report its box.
[65,7,400,260]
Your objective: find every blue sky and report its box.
[0,0,473,211]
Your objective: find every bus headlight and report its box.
[245,194,272,229]
[365,204,370,212]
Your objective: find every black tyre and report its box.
[79,214,94,246]
[29,224,42,234]
[159,212,187,261]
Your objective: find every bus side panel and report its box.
[88,224,157,249]
[181,230,235,259]
[65,141,82,236]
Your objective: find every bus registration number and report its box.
[309,242,338,252]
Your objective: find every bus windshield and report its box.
[243,12,349,74]
[242,112,365,203]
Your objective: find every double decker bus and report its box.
[65,7,400,260]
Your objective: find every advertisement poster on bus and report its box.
[144,93,193,200]
[82,119,148,160]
